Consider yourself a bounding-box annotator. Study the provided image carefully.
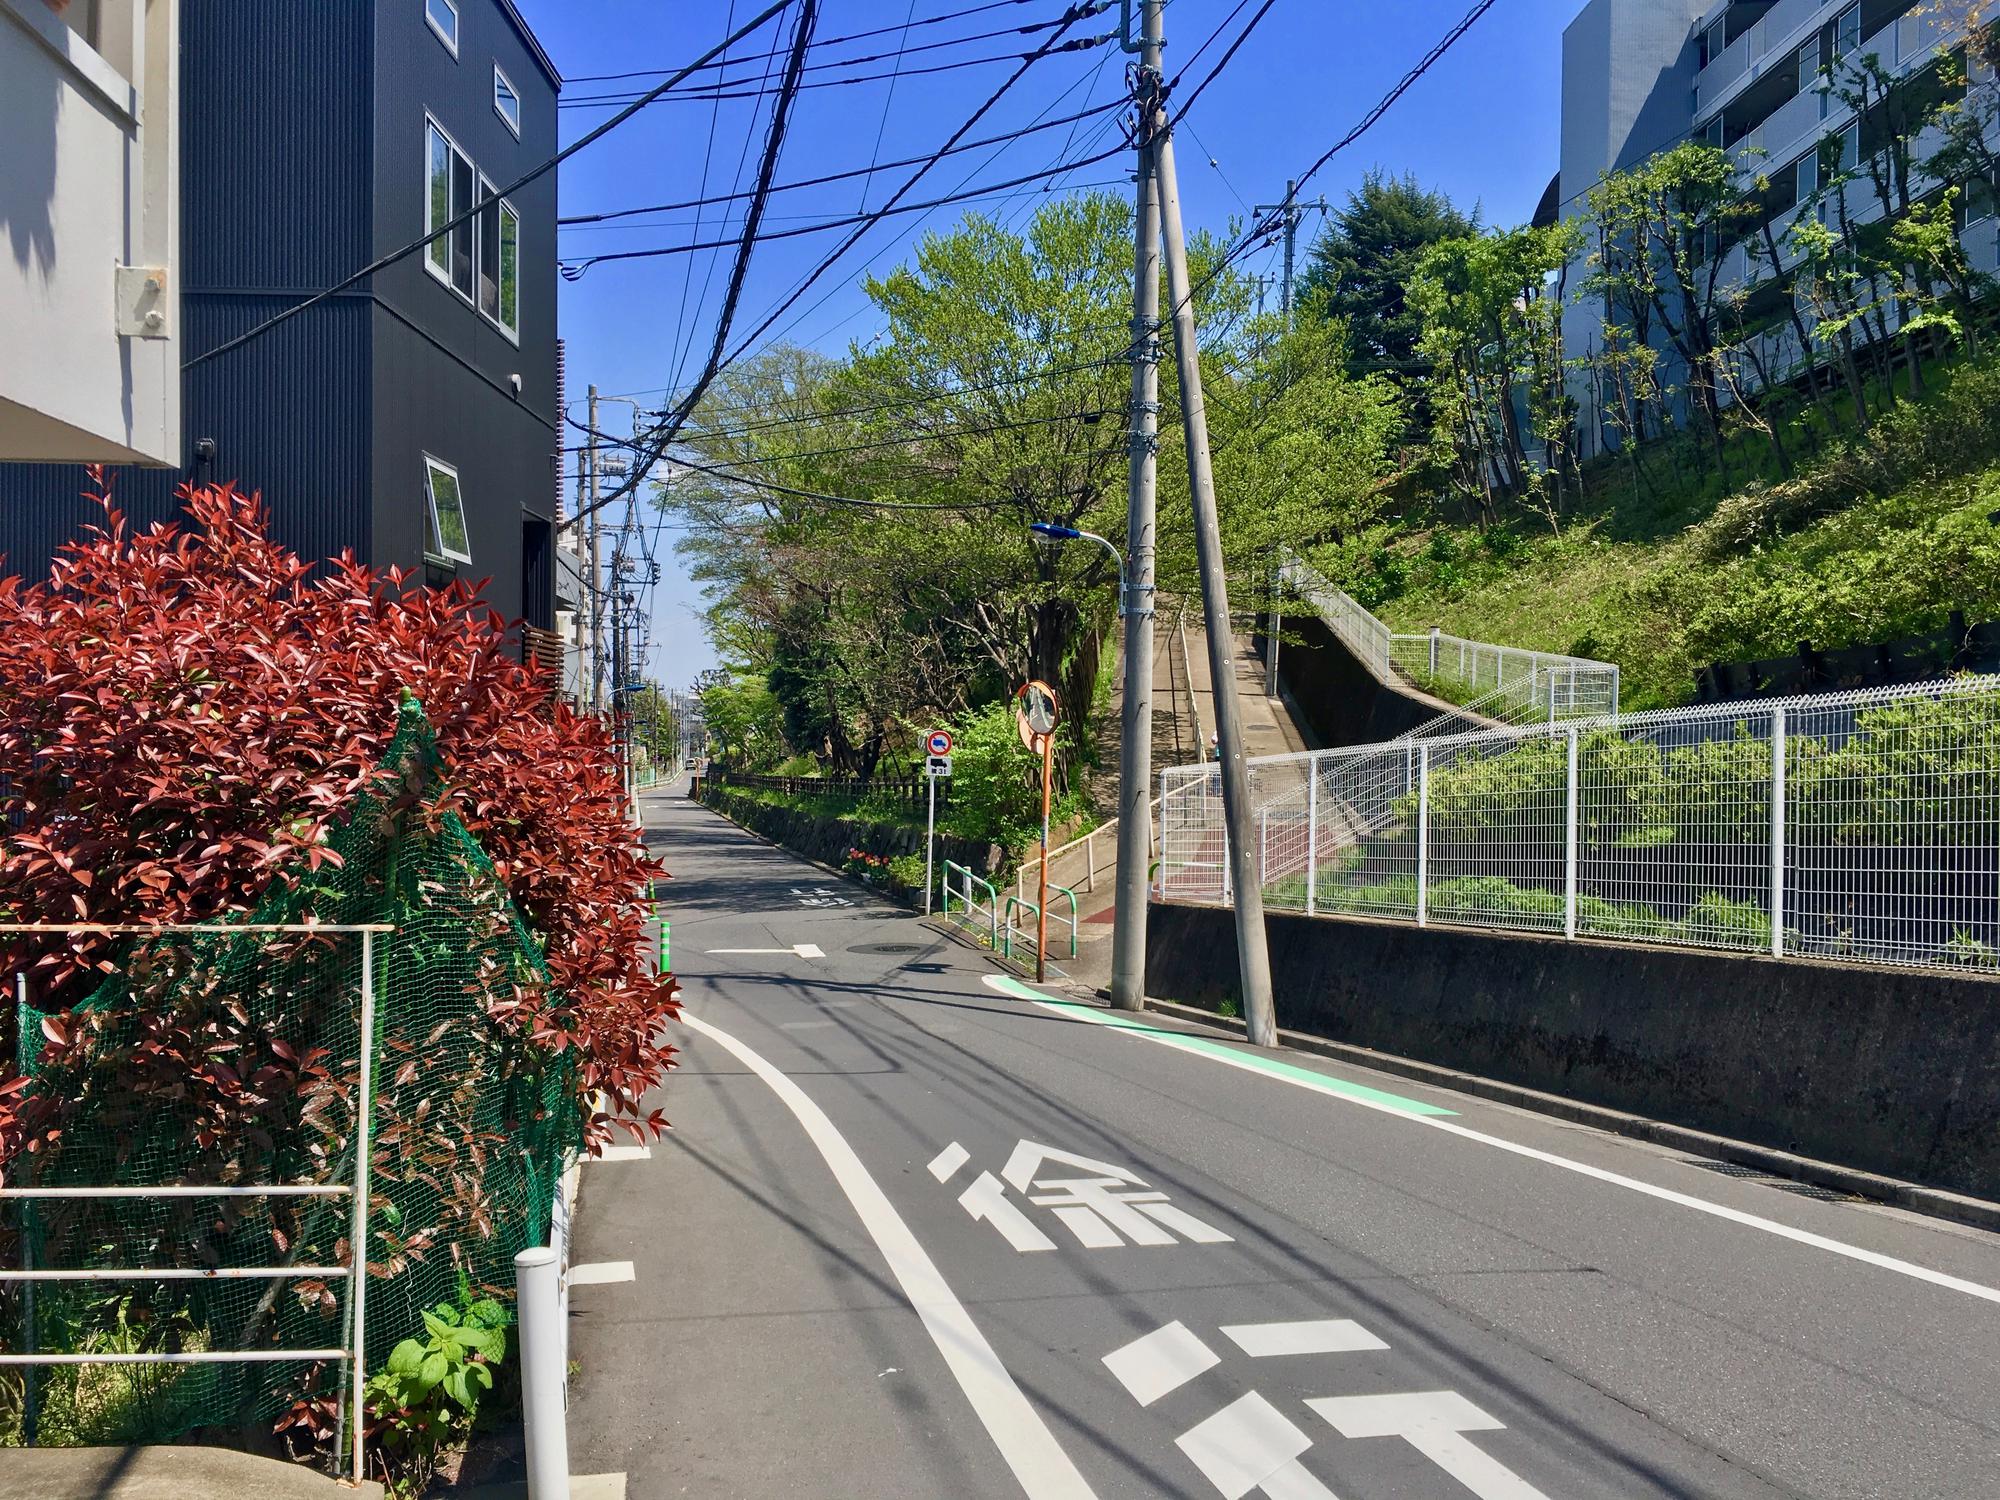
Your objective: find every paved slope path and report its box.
[565,790,2000,1500]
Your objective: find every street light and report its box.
[1029,522,1151,621]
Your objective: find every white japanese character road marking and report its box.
[1102,1321,1222,1407]
[959,1169,1058,1253]
[927,1141,970,1182]
[1308,1392,1549,1500]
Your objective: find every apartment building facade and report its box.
[1,0,179,466]
[1558,0,1999,456]
[0,0,563,654]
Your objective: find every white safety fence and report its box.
[1,923,387,1483]
[1277,554,1622,724]
[1158,676,2000,975]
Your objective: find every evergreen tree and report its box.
[1298,170,1477,401]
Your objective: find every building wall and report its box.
[0,0,178,466]
[369,0,560,627]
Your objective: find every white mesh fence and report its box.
[1155,676,2000,974]
[1277,554,1621,724]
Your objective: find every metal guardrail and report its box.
[1156,675,2000,976]
[1002,888,1079,964]
[941,861,1000,949]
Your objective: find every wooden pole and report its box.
[1037,732,1053,984]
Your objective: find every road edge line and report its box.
[679,1010,1100,1500]
[985,979,2000,1307]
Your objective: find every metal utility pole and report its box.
[1154,79,1279,1046]
[1110,0,1163,1014]
[1250,180,1327,329]
[587,384,605,713]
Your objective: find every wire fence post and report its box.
[1305,755,1320,917]
[1258,809,1268,891]
[1416,744,1431,928]
[348,928,377,1485]
[1429,626,1440,678]
[1770,705,1787,959]
[1564,727,1580,941]
[1158,768,1169,897]
[14,970,37,1446]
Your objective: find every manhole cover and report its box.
[1687,1160,1765,1178]
[849,942,926,956]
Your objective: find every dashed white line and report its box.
[568,1261,635,1286]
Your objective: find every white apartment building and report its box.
[1558,0,1998,455]
[1,0,179,465]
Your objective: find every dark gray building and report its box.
[0,0,562,649]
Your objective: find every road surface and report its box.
[564,790,2000,1499]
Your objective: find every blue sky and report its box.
[513,0,1581,687]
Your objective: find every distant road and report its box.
[564,791,2000,1499]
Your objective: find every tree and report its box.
[1297,171,1477,410]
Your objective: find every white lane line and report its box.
[680,1010,1099,1499]
[1222,1318,1388,1359]
[1020,988,2000,1307]
[589,1145,653,1163]
[568,1261,635,1286]
[928,1141,971,1182]
[706,944,825,959]
[1102,1320,1220,1407]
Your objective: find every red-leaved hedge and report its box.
[0,477,677,1155]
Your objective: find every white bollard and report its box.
[515,1246,571,1500]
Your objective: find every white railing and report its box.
[1157,676,2000,975]
[2,923,388,1484]
[1279,554,1622,722]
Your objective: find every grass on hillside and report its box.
[1364,350,2000,709]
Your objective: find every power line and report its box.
[185,0,795,372]
[573,402,1121,465]
[559,167,1127,275]
[559,101,1122,225]
[563,0,821,534]
[559,32,1113,110]
[565,0,1041,83]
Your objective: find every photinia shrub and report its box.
[0,475,677,1156]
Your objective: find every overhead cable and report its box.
[561,0,821,533]
[185,0,795,370]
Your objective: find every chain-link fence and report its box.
[1157,676,2000,973]
[0,699,581,1471]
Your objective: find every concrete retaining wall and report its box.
[1145,901,2000,1199]
[1257,611,1444,747]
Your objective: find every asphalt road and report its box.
[566,791,2000,1499]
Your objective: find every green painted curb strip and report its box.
[984,974,1454,1118]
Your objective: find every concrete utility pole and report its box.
[1154,79,1279,1046]
[1250,180,1327,329]
[587,384,605,713]
[1109,0,1164,1014]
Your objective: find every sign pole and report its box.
[1037,732,1053,984]
[925,772,937,916]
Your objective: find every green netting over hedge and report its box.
[2,697,580,1447]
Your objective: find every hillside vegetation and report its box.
[1366,349,2000,709]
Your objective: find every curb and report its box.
[1134,996,2000,1236]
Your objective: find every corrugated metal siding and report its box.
[182,2,372,293]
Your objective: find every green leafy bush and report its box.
[360,1279,511,1495]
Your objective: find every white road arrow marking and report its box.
[1308,1391,1548,1500]
[1222,1320,1387,1359]
[1177,1392,1335,1500]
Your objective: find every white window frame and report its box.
[494,64,522,137]
[426,0,459,56]
[424,455,474,565]
[424,115,521,342]
[424,116,476,300]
